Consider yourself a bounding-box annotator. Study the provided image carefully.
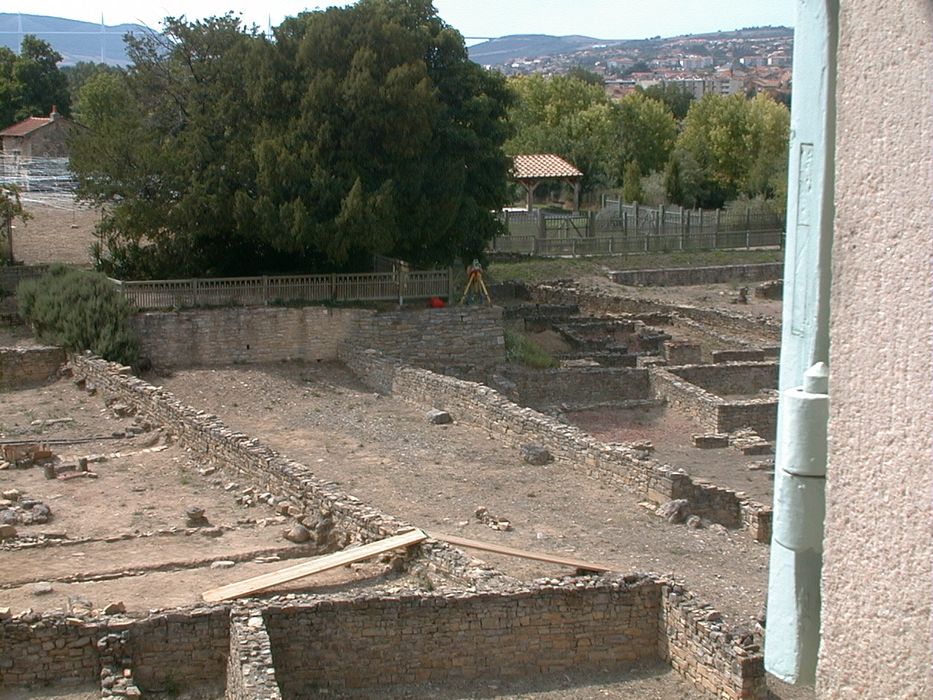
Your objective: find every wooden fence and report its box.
[112,269,453,310]
[489,229,784,256]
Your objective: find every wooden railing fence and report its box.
[112,269,453,310]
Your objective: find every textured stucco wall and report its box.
[819,2,933,697]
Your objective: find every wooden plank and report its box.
[432,533,613,573]
[202,529,427,602]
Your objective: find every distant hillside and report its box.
[0,13,151,66]
[468,34,614,65]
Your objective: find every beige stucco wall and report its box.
[819,1,932,697]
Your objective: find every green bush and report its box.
[504,330,558,369]
[17,265,139,365]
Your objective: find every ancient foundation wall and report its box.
[532,281,781,342]
[132,307,368,367]
[265,579,659,696]
[500,366,650,411]
[0,345,65,388]
[660,582,767,699]
[67,353,488,586]
[667,362,777,396]
[226,607,283,700]
[340,346,771,542]
[346,306,505,380]
[650,366,778,441]
[608,263,783,288]
[0,606,229,692]
[132,305,505,381]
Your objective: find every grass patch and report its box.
[504,330,558,369]
[488,249,783,285]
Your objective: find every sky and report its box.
[4,1,794,41]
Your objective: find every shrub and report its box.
[17,265,139,365]
[504,330,558,369]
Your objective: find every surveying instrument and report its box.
[459,259,492,305]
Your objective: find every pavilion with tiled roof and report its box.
[511,154,584,212]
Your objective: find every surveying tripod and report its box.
[459,259,492,305]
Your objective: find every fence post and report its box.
[537,212,546,239]
[587,211,596,237]
[262,275,269,305]
[745,206,752,249]
[190,279,198,307]
[330,273,337,301]
[715,209,722,249]
[633,202,639,236]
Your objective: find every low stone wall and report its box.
[340,346,771,542]
[532,280,781,343]
[0,345,65,389]
[668,362,777,397]
[266,578,659,695]
[226,607,283,700]
[0,606,228,693]
[660,582,767,699]
[132,305,506,381]
[608,263,783,287]
[500,366,650,411]
[346,305,505,381]
[67,353,491,587]
[651,365,778,441]
[132,307,368,367]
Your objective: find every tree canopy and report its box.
[69,1,512,278]
[0,36,70,127]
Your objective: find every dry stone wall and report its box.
[668,362,777,396]
[499,366,650,411]
[608,263,783,287]
[346,305,505,381]
[340,346,771,542]
[132,307,368,367]
[67,353,493,588]
[0,606,228,693]
[0,345,65,388]
[532,281,781,343]
[265,578,661,696]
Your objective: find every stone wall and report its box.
[650,365,778,441]
[340,346,771,542]
[0,606,228,693]
[659,582,767,699]
[132,305,506,381]
[225,607,283,700]
[67,353,491,588]
[500,366,650,411]
[667,362,778,397]
[132,307,368,367]
[608,263,784,287]
[532,281,781,343]
[265,578,660,696]
[0,345,65,389]
[346,305,505,381]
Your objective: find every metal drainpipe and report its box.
[764,0,838,685]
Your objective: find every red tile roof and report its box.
[512,154,583,180]
[0,116,53,138]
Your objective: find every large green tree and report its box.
[505,74,618,193]
[70,1,511,277]
[0,36,70,127]
[251,0,511,268]
[615,91,677,177]
[675,92,789,208]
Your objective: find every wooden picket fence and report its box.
[112,269,453,310]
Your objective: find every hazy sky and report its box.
[5,1,794,40]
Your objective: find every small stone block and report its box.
[427,409,452,425]
[692,434,730,449]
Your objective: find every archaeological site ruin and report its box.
[1,263,796,699]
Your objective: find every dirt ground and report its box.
[10,196,99,267]
[0,378,401,615]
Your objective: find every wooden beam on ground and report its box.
[201,529,427,602]
[431,533,613,573]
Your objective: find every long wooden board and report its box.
[432,533,613,573]
[202,529,427,602]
